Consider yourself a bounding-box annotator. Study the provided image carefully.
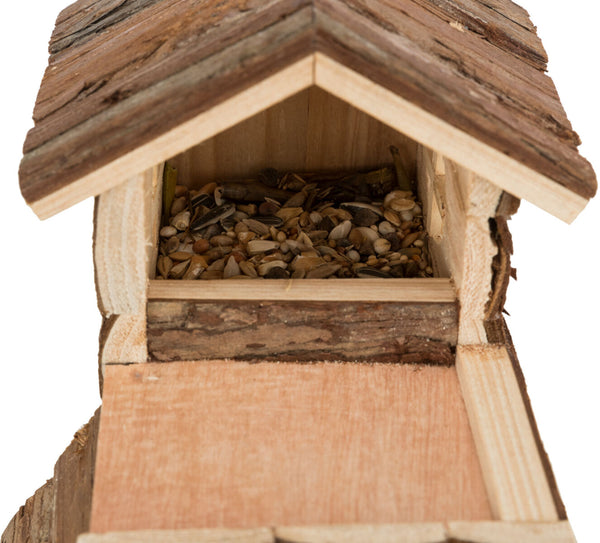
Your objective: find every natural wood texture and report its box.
[147,278,456,303]
[274,524,446,542]
[2,410,101,543]
[53,409,101,543]
[20,1,595,220]
[99,314,148,367]
[456,176,502,344]
[455,345,558,521]
[169,87,416,184]
[485,194,520,339]
[79,529,274,543]
[93,165,161,316]
[417,147,502,344]
[90,361,491,532]
[446,521,576,543]
[147,300,457,364]
[2,480,54,543]
[313,54,591,223]
[74,521,576,543]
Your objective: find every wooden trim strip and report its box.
[78,529,273,543]
[147,278,456,303]
[30,56,315,220]
[75,522,576,543]
[455,345,559,521]
[274,523,446,542]
[314,53,588,223]
[446,521,576,543]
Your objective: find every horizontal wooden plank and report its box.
[90,362,491,531]
[147,300,457,364]
[78,528,274,543]
[274,523,446,542]
[446,520,576,543]
[75,521,576,543]
[147,278,456,303]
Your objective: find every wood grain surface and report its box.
[74,521,577,543]
[2,409,101,543]
[146,300,457,364]
[168,87,417,185]
[20,0,596,218]
[456,345,559,521]
[90,361,492,532]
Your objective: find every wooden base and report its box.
[90,361,491,532]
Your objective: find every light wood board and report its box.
[90,361,491,532]
[75,521,576,543]
[456,345,559,521]
[147,278,456,303]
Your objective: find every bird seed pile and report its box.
[156,147,433,280]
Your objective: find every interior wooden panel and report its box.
[90,361,492,532]
[169,87,417,186]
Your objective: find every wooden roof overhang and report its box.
[20,0,597,222]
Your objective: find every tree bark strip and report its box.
[1,409,101,543]
[147,300,457,364]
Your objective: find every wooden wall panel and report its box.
[169,87,416,186]
[90,361,492,532]
[146,300,457,364]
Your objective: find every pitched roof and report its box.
[20,0,596,221]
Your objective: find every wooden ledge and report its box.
[147,278,456,303]
[76,521,576,542]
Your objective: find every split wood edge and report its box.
[417,147,502,344]
[455,345,559,521]
[30,54,587,222]
[74,521,576,543]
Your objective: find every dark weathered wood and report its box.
[53,408,101,543]
[147,300,457,364]
[20,3,313,205]
[1,409,101,543]
[1,480,54,543]
[19,0,596,211]
[315,1,595,198]
[485,192,520,339]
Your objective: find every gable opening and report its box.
[152,86,448,285]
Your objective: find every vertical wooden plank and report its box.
[458,176,503,344]
[93,165,160,316]
[52,409,101,543]
[455,345,559,521]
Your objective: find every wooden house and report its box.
[3,1,597,542]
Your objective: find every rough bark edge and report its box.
[2,409,102,543]
[146,300,458,365]
[1,480,54,543]
[484,192,520,339]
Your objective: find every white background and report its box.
[1,1,598,540]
